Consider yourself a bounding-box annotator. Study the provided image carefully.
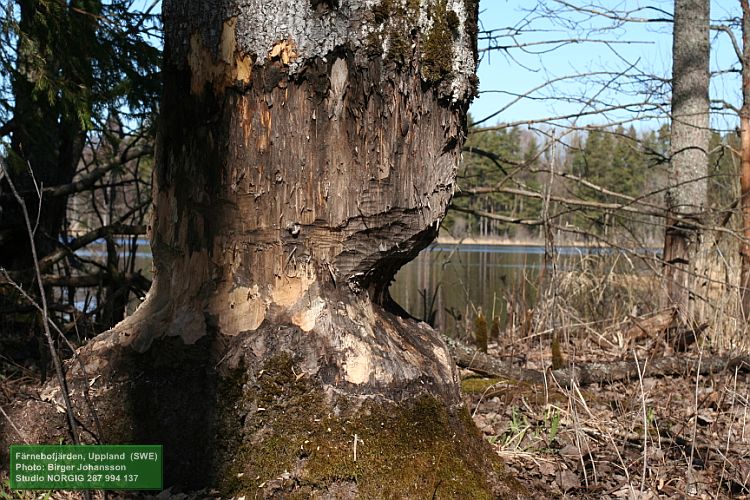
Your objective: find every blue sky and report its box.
[131,0,742,132]
[470,0,742,132]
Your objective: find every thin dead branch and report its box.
[447,337,750,388]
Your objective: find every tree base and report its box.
[1,306,526,498]
[217,351,519,498]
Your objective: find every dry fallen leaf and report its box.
[538,461,557,476]
[556,469,580,492]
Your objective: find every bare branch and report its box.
[551,0,673,24]
[472,102,663,132]
[454,186,667,219]
[711,24,743,63]
[42,144,153,198]
[472,71,627,127]
[480,38,653,55]
[38,222,147,273]
[0,163,82,444]
[462,146,509,175]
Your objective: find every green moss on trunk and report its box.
[421,0,456,83]
[217,353,524,498]
[368,0,464,84]
[1,333,527,497]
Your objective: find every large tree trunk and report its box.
[2,1,524,497]
[662,0,711,325]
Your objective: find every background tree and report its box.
[740,0,750,314]
[662,0,711,324]
[449,124,543,239]
[567,125,660,239]
[417,0,750,353]
[0,1,160,356]
[0,0,159,267]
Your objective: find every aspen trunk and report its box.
[740,0,750,316]
[1,1,524,496]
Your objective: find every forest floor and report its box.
[462,330,750,499]
[2,323,749,499]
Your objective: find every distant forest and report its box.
[448,121,739,248]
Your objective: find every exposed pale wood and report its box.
[0,3,536,498]
[624,308,675,343]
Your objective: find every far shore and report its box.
[435,236,596,247]
[434,235,661,249]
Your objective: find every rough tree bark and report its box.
[2,0,525,497]
[662,0,711,325]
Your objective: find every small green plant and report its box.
[493,406,561,453]
[544,406,561,444]
[646,406,656,430]
[501,407,530,450]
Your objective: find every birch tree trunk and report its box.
[662,0,711,325]
[1,1,524,497]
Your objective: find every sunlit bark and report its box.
[662,0,711,324]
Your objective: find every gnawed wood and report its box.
[447,337,750,388]
[0,2,534,498]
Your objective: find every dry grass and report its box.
[466,249,750,498]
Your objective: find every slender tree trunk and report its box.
[739,0,750,316]
[2,1,524,497]
[662,0,711,325]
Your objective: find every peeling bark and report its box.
[141,0,480,349]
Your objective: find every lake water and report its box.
[389,244,552,336]
[76,238,654,334]
[389,243,659,337]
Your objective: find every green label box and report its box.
[9,445,162,490]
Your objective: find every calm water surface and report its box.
[389,243,656,336]
[76,239,651,334]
